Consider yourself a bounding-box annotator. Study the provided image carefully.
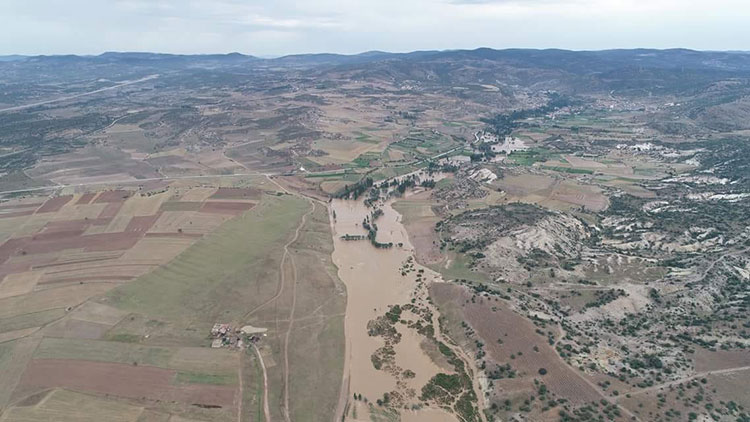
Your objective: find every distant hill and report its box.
[4,48,750,72]
[0,55,28,62]
[3,48,750,96]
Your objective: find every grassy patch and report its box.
[1,389,143,422]
[175,371,236,385]
[304,170,350,178]
[107,194,309,333]
[34,337,173,367]
[507,148,556,166]
[0,308,66,333]
[0,171,51,193]
[435,178,455,189]
[541,165,594,174]
[354,131,380,144]
[370,165,421,181]
[351,151,382,168]
[286,203,346,422]
[430,252,489,283]
[105,333,141,343]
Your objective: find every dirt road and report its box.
[252,344,271,422]
[622,365,750,398]
[280,202,315,422]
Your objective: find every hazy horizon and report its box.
[2,46,750,59]
[2,0,749,56]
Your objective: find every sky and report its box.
[1,0,749,56]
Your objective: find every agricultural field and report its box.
[0,178,346,421]
[2,48,750,422]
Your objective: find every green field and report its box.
[541,165,594,174]
[107,194,309,336]
[34,337,172,367]
[429,251,490,283]
[508,148,557,166]
[175,371,236,385]
[1,389,144,422]
[391,128,461,158]
[353,131,380,144]
[0,308,66,334]
[103,193,345,421]
[282,203,346,422]
[351,151,382,168]
[370,164,422,181]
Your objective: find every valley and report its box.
[1,48,749,422]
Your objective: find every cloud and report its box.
[0,0,749,55]
[448,0,555,3]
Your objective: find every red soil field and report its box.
[31,228,87,242]
[125,214,161,233]
[0,255,58,279]
[98,202,124,219]
[81,233,141,252]
[200,201,255,215]
[94,190,131,203]
[0,232,140,264]
[38,274,135,286]
[36,196,74,213]
[20,359,236,407]
[209,187,261,200]
[75,192,98,205]
[42,220,92,233]
[145,232,203,239]
[32,255,121,270]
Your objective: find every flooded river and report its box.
[329,197,460,422]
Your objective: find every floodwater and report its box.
[330,197,459,422]
[401,408,457,422]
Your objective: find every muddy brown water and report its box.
[330,197,460,422]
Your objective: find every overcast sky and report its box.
[2,0,749,56]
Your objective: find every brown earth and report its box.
[75,192,98,205]
[693,349,750,372]
[124,214,161,233]
[36,196,73,213]
[0,210,35,219]
[98,202,124,219]
[94,190,131,203]
[199,201,255,215]
[209,187,261,200]
[18,359,236,407]
[431,283,602,405]
[144,232,203,239]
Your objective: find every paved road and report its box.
[0,75,159,114]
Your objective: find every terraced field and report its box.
[0,183,333,421]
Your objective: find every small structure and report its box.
[240,325,268,335]
[210,322,265,350]
[211,323,230,337]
